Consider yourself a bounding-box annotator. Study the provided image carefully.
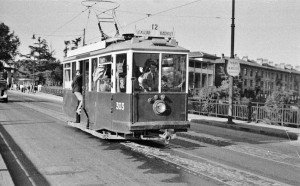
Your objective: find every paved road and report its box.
[0,91,299,186]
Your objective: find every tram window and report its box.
[84,61,89,91]
[65,69,71,81]
[133,53,159,92]
[65,63,70,68]
[116,54,127,93]
[161,54,186,92]
[91,58,98,91]
[92,56,112,92]
[72,62,76,79]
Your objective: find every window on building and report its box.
[250,80,253,87]
[270,82,273,89]
[250,69,253,77]
[244,68,247,76]
[244,79,247,86]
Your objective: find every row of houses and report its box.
[188,52,300,101]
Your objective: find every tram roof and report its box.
[63,37,189,62]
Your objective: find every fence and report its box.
[40,86,63,97]
[188,99,300,127]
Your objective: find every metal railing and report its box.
[188,99,300,127]
[40,86,63,97]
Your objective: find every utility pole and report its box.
[83,28,86,46]
[228,0,235,124]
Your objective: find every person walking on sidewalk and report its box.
[71,70,83,114]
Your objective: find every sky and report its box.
[0,0,300,68]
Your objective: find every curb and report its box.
[0,154,14,186]
[190,119,299,140]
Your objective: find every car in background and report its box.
[0,78,8,102]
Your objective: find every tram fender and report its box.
[111,120,132,134]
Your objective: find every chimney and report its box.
[269,61,274,66]
[275,63,279,67]
[295,66,300,71]
[257,58,263,65]
[279,63,285,69]
[242,56,248,61]
[262,59,268,64]
[221,54,225,59]
[285,64,292,70]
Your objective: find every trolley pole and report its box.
[228,0,235,124]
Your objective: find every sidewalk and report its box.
[187,113,300,140]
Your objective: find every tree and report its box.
[63,40,70,57]
[216,79,241,102]
[0,22,20,69]
[16,36,62,85]
[261,89,294,125]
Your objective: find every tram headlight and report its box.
[160,94,166,100]
[153,100,167,115]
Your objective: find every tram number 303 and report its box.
[116,102,125,110]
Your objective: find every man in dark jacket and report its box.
[71,70,83,114]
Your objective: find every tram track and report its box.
[121,141,291,186]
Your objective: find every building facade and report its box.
[189,52,300,102]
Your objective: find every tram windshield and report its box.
[133,53,186,93]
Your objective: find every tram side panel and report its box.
[111,93,132,134]
[63,89,79,119]
[81,91,97,127]
[93,92,113,131]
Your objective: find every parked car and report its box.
[0,79,8,102]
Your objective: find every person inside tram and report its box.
[116,59,126,93]
[133,66,145,91]
[161,75,169,91]
[71,69,83,114]
[142,61,158,92]
[93,63,111,92]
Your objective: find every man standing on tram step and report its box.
[142,61,158,92]
[72,69,83,114]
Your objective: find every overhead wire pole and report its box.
[228,0,235,124]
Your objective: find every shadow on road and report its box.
[0,124,51,186]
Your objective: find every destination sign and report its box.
[135,29,174,38]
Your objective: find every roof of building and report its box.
[189,51,220,60]
[214,57,300,75]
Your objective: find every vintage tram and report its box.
[62,31,190,143]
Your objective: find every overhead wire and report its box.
[86,0,203,42]
[49,8,89,36]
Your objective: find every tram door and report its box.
[80,60,90,125]
[111,54,130,133]
[88,56,114,131]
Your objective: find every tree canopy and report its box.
[0,22,20,70]
[16,36,62,86]
[0,23,20,60]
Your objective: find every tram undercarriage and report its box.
[67,121,187,144]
